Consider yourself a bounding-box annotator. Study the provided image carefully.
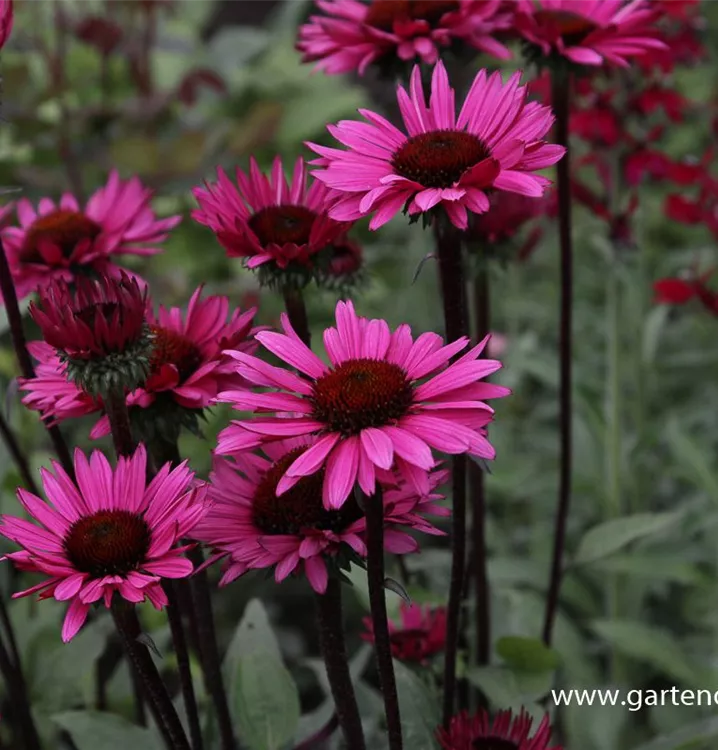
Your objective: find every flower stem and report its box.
[433,217,469,726]
[364,486,402,750]
[282,286,311,348]
[542,66,573,646]
[0,237,74,478]
[111,598,191,750]
[105,390,135,457]
[470,265,490,671]
[315,578,366,750]
[164,581,204,750]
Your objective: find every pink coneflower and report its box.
[308,61,564,231]
[0,445,207,642]
[217,299,509,509]
[438,709,561,750]
[195,440,448,593]
[192,156,349,274]
[0,0,13,49]
[1,171,180,302]
[514,0,666,68]
[362,601,447,662]
[297,0,512,76]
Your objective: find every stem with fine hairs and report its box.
[315,578,366,750]
[542,66,573,646]
[363,486,402,750]
[0,238,74,477]
[434,217,469,726]
[282,286,311,348]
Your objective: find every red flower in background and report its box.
[362,602,446,663]
[654,270,718,317]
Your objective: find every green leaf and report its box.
[467,666,523,708]
[236,651,301,750]
[496,636,561,673]
[590,620,711,688]
[642,305,669,365]
[224,599,282,682]
[394,660,440,749]
[666,419,718,505]
[593,554,703,585]
[52,711,156,750]
[630,716,718,750]
[573,512,682,565]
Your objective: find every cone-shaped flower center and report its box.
[392,131,490,189]
[64,510,151,577]
[252,448,364,534]
[21,210,102,263]
[390,628,431,660]
[366,0,459,30]
[150,325,203,382]
[248,205,316,247]
[534,10,598,46]
[472,739,519,750]
[311,358,414,435]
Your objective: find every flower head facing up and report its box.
[217,299,509,510]
[0,445,207,642]
[29,274,151,397]
[192,156,351,287]
[1,171,180,302]
[438,709,560,750]
[363,601,447,662]
[297,0,512,77]
[515,0,666,69]
[308,62,564,231]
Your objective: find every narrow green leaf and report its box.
[666,419,718,505]
[394,660,441,749]
[52,711,156,750]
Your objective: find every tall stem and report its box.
[471,265,490,669]
[111,599,191,750]
[434,218,469,726]
[0,630,41,750]
[315,578,366,750]
[105,391,135,457]
[164,582,204,750]
[542,67,573,646]
[364,487,402,750]
[282,286,311,348]
[0,238,74,477]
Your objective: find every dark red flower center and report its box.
[472,739,519,750]
[64,510,151,577]
[391,131,490,189]
[365,0,459,30]
[20,210,102,264]
[534,10,598,46]
[390,628,431,661]
[248,205,316,248]
[150,325,203,382]
[311,358,413,435]
[252,448,364,535]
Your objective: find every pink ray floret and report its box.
[217,299,510,510]
[514,0,667,68]
[0,445,208,642]
[307,61,565,231]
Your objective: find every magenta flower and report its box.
[217,299,509,509]
[0,0,13,49]
[297,0,512,75]
[194,440,449,593]
[192,156,350,272]
[515,0,666,67]
[1,171,180,302]
[0,446,207,642]
[362,601,447,663]
[438,709,560,750]
[308,61,564,230]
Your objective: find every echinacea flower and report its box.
[297,0,512,76]
[217,299,509,509]
[0,0,13,49]
[194,440,449,593]
[308,61,564,231]
[1,170,180,302]
[438,708,561,750]
[0,445,207,642]
[29,274,151,397]
[514,0,666,68]
[362,601,447,662]
[654,270,718,317]
[192,156,350,282]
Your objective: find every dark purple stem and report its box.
[364,486,402,749]
[434,218,469,727]
[282,286,311,348]
[0,238,74,477]
[105,390,135,457]
[315,578,366,750]
[542,67,573,646]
